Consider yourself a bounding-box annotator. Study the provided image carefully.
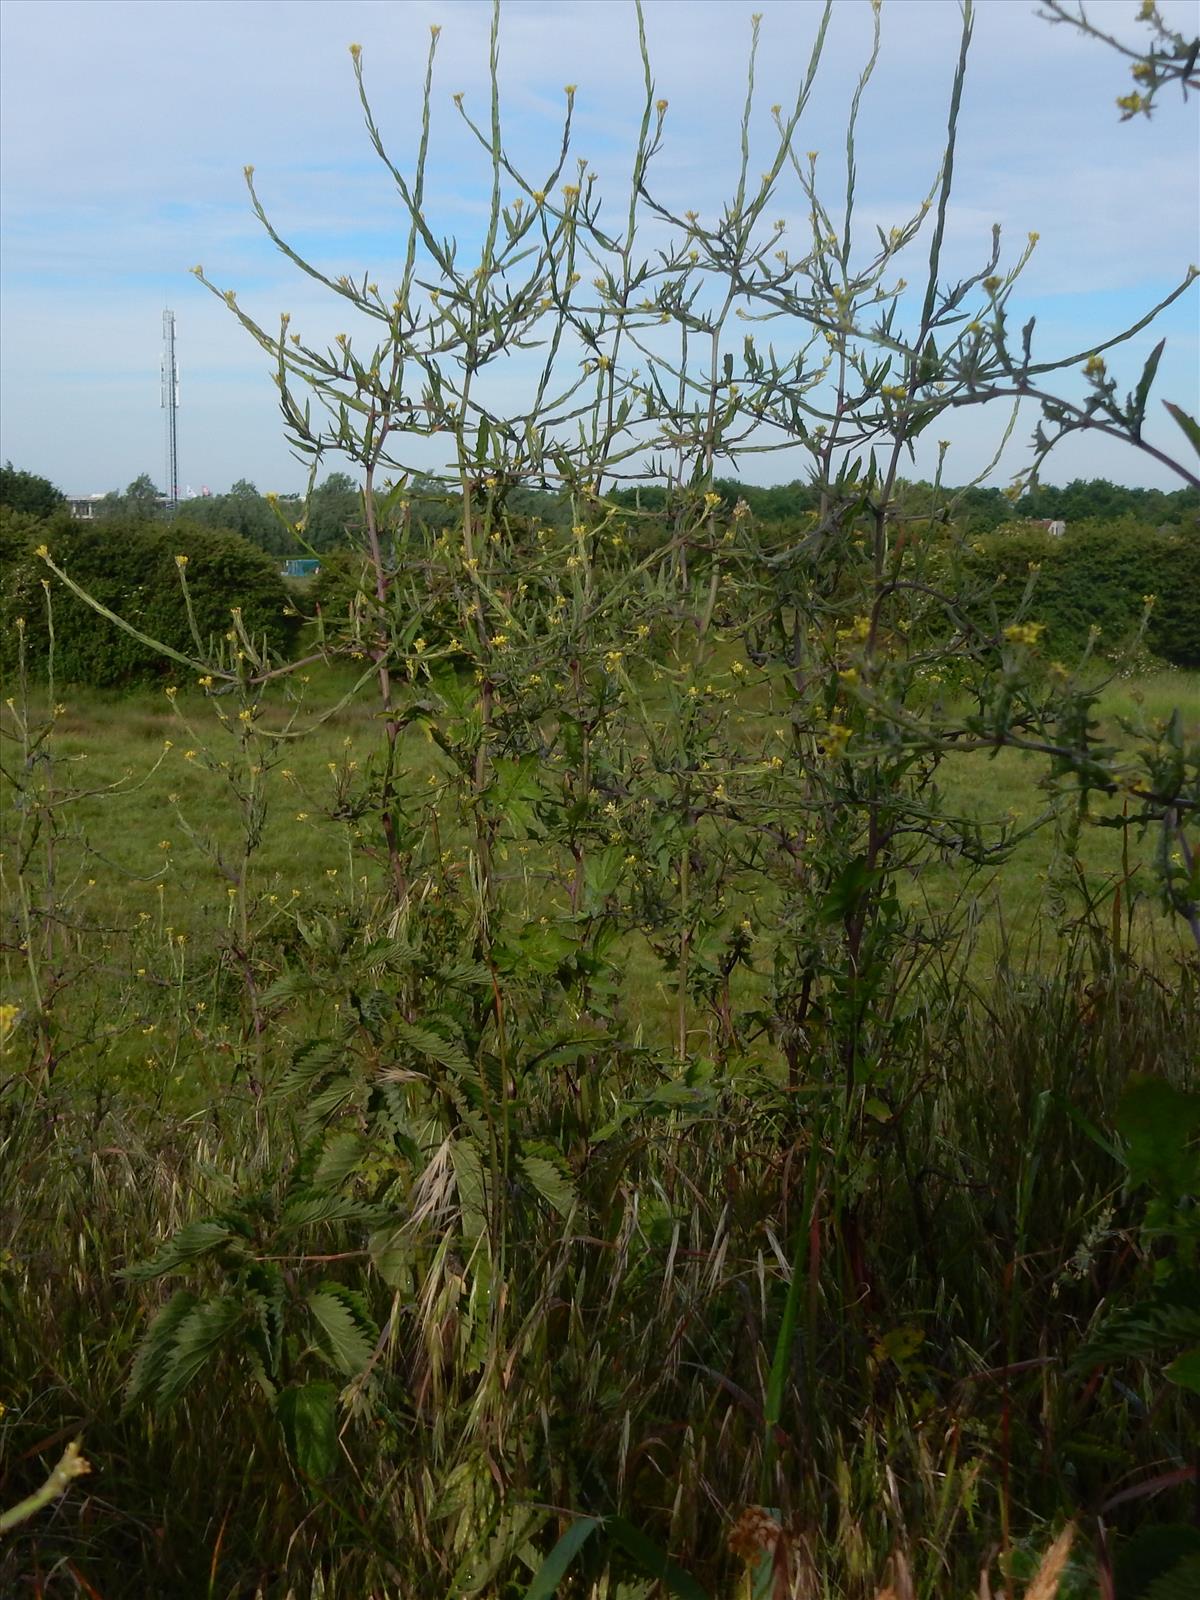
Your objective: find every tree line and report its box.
[3,460,1196,558]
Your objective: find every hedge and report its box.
[961,516,1199,668]
[0,511,300,686]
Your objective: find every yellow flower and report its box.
[0,1003,20,1040]
[656,98,668,112]
[822,721,853,760]
[238,708,253,723]
[1003,621,1045,647]
[175,553,189,567]
[165,685,178,699]
[35,543,50,559]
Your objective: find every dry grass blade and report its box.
[1024,1524,1075,1600]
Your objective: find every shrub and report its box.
[1,515,300,685]
[1146,524,1200,667]
[963,516,1199,665]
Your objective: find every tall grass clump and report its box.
[3,1,1198,1595]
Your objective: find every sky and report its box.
[1,0,1197,498]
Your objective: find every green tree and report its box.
[0,462,64,519]
[305,472,362,551]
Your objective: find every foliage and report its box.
[0,462,64,520]
[0,514,300,685]
[95,472,165,522]
[2,0,1199,1594]
[962,516,1200,666]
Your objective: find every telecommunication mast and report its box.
[161,309,179,510]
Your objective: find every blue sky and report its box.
[1,0,1197,497]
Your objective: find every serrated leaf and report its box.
[278,1192,383,1235]
[307,1284,377,1375]
[368,1226,410,1288]
[1164,1346,1200,1395]
[451,1138,489,1244]
[520,1153,579,1220]
[606,1516,710,1599]
[1131,338,1165,430]
[1145,1555,1200,1600]
[158,1294,246,1407]
[277,1380,339,1481]
[394,1020,472,1076]
[124,1288,199,1406]
[312,1132,366,1190]
[121,1220,239,1282]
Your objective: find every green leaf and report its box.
[121,1220,239,1282]
[1145,1555,1200,1600]
[1163,401,1200,459]
[522,1516,601,1599]
[278,1193,383,1235]
[606,1516,710,1599]
[312,1132,366,1190]
[762,1228,806,1480]
[124,1288,199,1406]
[307,1284,377,1375]
[1164,1347,1200,1395]
[451,1137,489,1244]
[158,1294,246,1407]
[1117,1078,1200,1198]
[277,1380,339,1481]
[520,1153,579,1220]
[1132,338,1165,429]
[368,1226,409,1288]
[393,1019,472,1077]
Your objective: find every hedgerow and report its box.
[1,512,300,685]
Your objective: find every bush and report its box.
[963,515,1199,666]
[0,513,300,685]
[1146,524,1200,667]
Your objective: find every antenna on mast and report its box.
[161,309,179,511]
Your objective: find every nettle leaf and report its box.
[1117,1078,1200,1198]
[393,1019,472,1076]
[368,1226,410,1288]
[312,1132,367,1191]
[278,1192,384,1236]
[279,1037,348,1093]
[1164,1347,1200,1395]
[451,1137,489,1244]
[277,1379,339,1481]
[1145,1555,1200,1600]
[122,1220,242,1283]
[307,1282,378,1375]
[520,1152,580,1220]
[125,1288,199,1406]
[158,1293,247,1407]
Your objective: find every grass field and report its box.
[2,658,1198,1598]
[25,663,1200,961]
